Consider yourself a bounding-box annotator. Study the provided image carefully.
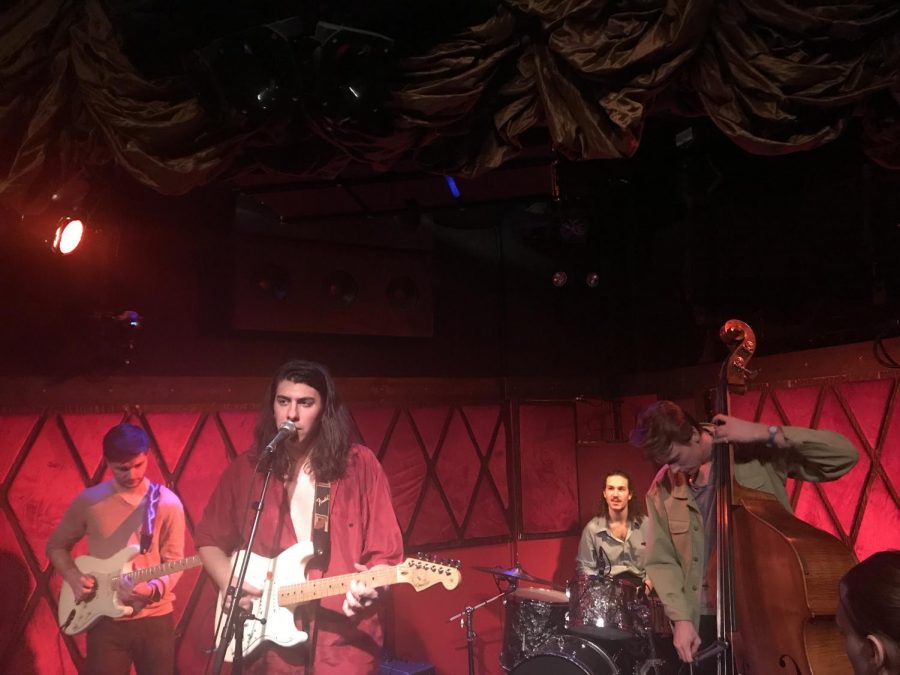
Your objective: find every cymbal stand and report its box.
[448,590,507,675]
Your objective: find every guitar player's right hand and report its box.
[222,580,262,612]
[65,570,95,602]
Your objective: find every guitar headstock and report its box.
[399,554,461,591]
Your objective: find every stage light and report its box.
[444,176,461,199]
[311,22,394,135]
[185,18,307,123]
[51,217,84,255]
[586,272,600,288]
[552,271,568,287]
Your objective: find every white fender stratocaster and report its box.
[57,545,201,635]
[215,542,460,662]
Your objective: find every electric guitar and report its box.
[215,542,461,662]
[57,545,202,635]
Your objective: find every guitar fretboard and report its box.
[117,555,202,584]
[278,567,401,606]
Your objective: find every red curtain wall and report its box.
[0,379,897,673]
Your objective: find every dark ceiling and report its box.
[1,1,900,381]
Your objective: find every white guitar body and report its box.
[216,541,315,662]
[58,545,202,636]
[58,546,140,635]
[215,546,462,663]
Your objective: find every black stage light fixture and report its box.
[185,17,310,123]
[310,22,395,135]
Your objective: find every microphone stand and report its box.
[448,589,508,675]
[211,452,278,675]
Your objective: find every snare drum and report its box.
[566,574,651,640]
[500,587,569,670]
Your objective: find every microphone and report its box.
[263,421,297,456]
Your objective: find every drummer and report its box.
[575,470,652,592]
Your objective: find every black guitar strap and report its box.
[140,482,161,554]
[312,481,332,565]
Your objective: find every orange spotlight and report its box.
[51,217,84,255]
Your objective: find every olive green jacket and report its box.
[644,425,858,629]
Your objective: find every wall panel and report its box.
[0,368,897,673]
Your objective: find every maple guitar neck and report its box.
[118,555,202,584]
[277,559,459,607]
[279,567,399,606]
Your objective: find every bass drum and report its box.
[509,635,619,675]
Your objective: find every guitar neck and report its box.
[122,555,202,584]
[278,567,399,606]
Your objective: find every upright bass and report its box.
[712,319,856,675]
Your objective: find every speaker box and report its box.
[231,234,433,337]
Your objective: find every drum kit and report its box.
[451,563,672,675]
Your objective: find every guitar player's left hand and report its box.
[342,563,385,618]
[116,575,155,607]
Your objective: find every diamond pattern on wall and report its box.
[409,407,450,459]
[762,382,899,555]
[350,407,397,456]
[770,386,820,428]
[1,375,894,673]
[838,380,892,451]
[434,409,480,527]
[57,413,122,479]
[7,417,86,568]
[378,410,428,534]
[407,482,457,547]
[143,411,202,476]
[464,405,509,510]
[218,410,257,457]
[175,414,229,527]
[0,413,39,482]
[794,482,842,540]
[855,474,900,560]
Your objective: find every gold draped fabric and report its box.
[1,0,898,214]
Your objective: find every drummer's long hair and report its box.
[595,470,646,526]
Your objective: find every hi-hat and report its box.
[472,565,555,586]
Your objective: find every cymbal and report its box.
[472,565,555,586]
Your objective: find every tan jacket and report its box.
[645,425,858,628]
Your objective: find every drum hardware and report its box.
[447,589,507,675]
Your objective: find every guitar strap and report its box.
[312,480,332,564]
[140,482,161,554]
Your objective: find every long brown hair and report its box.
[594,470,646,527]
[251,360,355,482]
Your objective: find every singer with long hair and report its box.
[195,360,403,674]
